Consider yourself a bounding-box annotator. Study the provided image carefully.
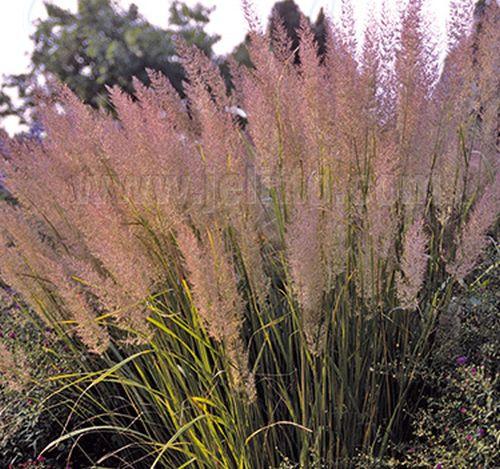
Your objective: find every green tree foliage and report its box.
[1,0,219,122]
[1,0,328,126]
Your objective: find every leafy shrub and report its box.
[0,289,66,467]
[408,364,498,467]
[378,247,499,468]
[0,287,121,467]
[0,1,498,466]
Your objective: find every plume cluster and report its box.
[0,0,497,400]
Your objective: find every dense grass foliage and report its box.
[0,1,498,467]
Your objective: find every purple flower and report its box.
[435,464,443,469]
[456,356,468,366]
[471,367,477,376]
[459,407,467,414]
[8,331,16,339]
[36,455,46,463]
[477,427,486,438]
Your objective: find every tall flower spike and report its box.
[0,205,110,350]
[474,1,500,152]
[269,12,295,64]
[177,225,242,342]
[146,68,193,135]
[397,216,429,308]
[448,179,499,281]
[297,14,327,175]
[286,199,325,354]
[74,193,156,335]
[176,225,255,399]
[396,0,427,105]
[377,0,399,123]
[179,39,245,199]
[366,140,399,270]
[339,0,357,55]
[239,39,282,186]
[230,208,269,307]
[241,0,263,34]
[447,0,475,51]
[59,281,110,354]
[360,2,381,124]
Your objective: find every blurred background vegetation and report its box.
[0,0,327,129]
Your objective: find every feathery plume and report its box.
[176,225,242,342]
[286,200,325,353]
[397,216,429,307]
[59,281,110,354]
[74,193,155,334]
[448,180,499,281]
[176,224,255,399]
[447,0,475,50]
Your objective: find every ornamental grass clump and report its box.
[0,0,498,466]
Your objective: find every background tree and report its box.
[1,0,330,129]
[1,0,220,123]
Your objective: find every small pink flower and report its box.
[459,407,466,414]
[466,434,473,442]
[8,331,16,339]
[36,455,46,463]
[470,367,477,376]
[435,464,443,469]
